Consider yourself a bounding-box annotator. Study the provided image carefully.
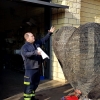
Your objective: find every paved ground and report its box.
[0,69,24,100]
[0,69,74,100]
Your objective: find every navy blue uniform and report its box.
[21,32,52,100]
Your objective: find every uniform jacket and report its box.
[21,32,52,69]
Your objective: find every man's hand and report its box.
[48,26,55,33]
[37,51,41,55]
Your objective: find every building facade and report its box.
[50,0,100,82]
[1,0,100,83]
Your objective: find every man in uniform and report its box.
[21,26,55,100]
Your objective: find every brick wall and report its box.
[51,0,100,82]
[50,0,81,82]
[81,0,100,24]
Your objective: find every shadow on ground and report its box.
[35,84,74,100]
[0,69,24,100]
[0,69,73,100]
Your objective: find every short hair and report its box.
[24,32,31,40]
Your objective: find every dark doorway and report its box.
[0,0,52,79]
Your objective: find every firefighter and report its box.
[21,26,55,100]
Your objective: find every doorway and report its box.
[0,0,51,79]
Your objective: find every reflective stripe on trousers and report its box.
[24,81,35,100]
[24,93,35,100]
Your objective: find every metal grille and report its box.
[53,23,100,100]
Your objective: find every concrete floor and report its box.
[0,69,74,100]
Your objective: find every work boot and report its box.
[31,97,39,100]
[34,98,39,100]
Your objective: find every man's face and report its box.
[28,33,35,43]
